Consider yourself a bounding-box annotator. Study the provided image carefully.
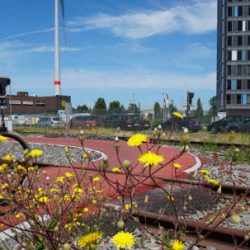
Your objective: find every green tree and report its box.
[108,100,123,114]
[209,96,217,121]
[92,97,107,114]
[169,103,177,116]
[195,98,204,121]
[75,104,90,113]
[154,102,162,119]
[127,103,140,114]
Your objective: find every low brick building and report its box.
[4,92,71,115]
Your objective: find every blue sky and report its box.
[0,0,217,110]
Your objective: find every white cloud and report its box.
[24,46,82,53]
[68,0,217,39]
[0,28,53,42]
[58,68,215,90]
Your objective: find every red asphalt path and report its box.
[0,137,199,233]
[27,137,198,197]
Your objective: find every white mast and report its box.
[54,0,61,96]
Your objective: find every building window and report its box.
[238,6,242,16]
[232,50,237,61]
[243,20,246,31]
[228,36,232,46]
[227,65,232,75]
[234,6,238,17]
[242,50,247,61]
[228,21,232,32]
[227,95,231,104]
[228,6,233,17]
[232,79,237,90]
[247,95,250,104]
[238,21,242,31]
[247,80,250,89]
[237,65,242,76]
[227,80,231,90]
[237,94,241,104]
[237,80,242,90]
[238,36,242,45]
[242,94,247,105]
[237,50,242,60]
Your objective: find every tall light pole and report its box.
[54,0,61,96]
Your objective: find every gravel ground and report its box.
[0,141,102,165]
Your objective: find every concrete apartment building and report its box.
[217,0,250,116]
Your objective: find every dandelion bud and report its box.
[144,195,149,203]
[63,243,71,250]
[234,148,240,153]
[244,235,249,241]
[117,219,125,228]
[231,214,241,224]
[123,160,131,168]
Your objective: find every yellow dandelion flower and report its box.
[0,164,8,173]
[1,183,8,190]
[74,187,83,193]
[82,153,89,159]
[92,176,101,182]
[38,196,49,203]
[209,178,220,186]
[111,231,135,249]
[15,213,23,219]
[0,135,8,141]
[138,151,164,167]
[112,167,121,173]
[172,239,185,250]
[83,207,89,212]
[199,169,210,175]
[63,146,69,153]
[2,154,14,162]
[92,199,97,204]
[78,231,103,248]
[16,165,27,175]
[63,195,71,201]
[124,204,132,210]
[173,163,182,169]
[127,133,147,147]
[172,112,184,119]
[0,194,4,200]
[50,187,59,193]
[56,176,65,183]
[27,149,43,158]
[65,172,74,178]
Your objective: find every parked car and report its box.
[51,117,64,128]
[37,117,52,127]
[160,117,201,133]
[225,118,250,133]
[102,114,150,130]
[207,116,249,133]
[70,115,97,129]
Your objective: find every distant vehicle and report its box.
[102,114,150,130]
[51,117,64,128]
[37,117,52,127]
[70,115,97,129]
[160,117,201,133]
[225,118,250,133]
[207,116,249,133]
